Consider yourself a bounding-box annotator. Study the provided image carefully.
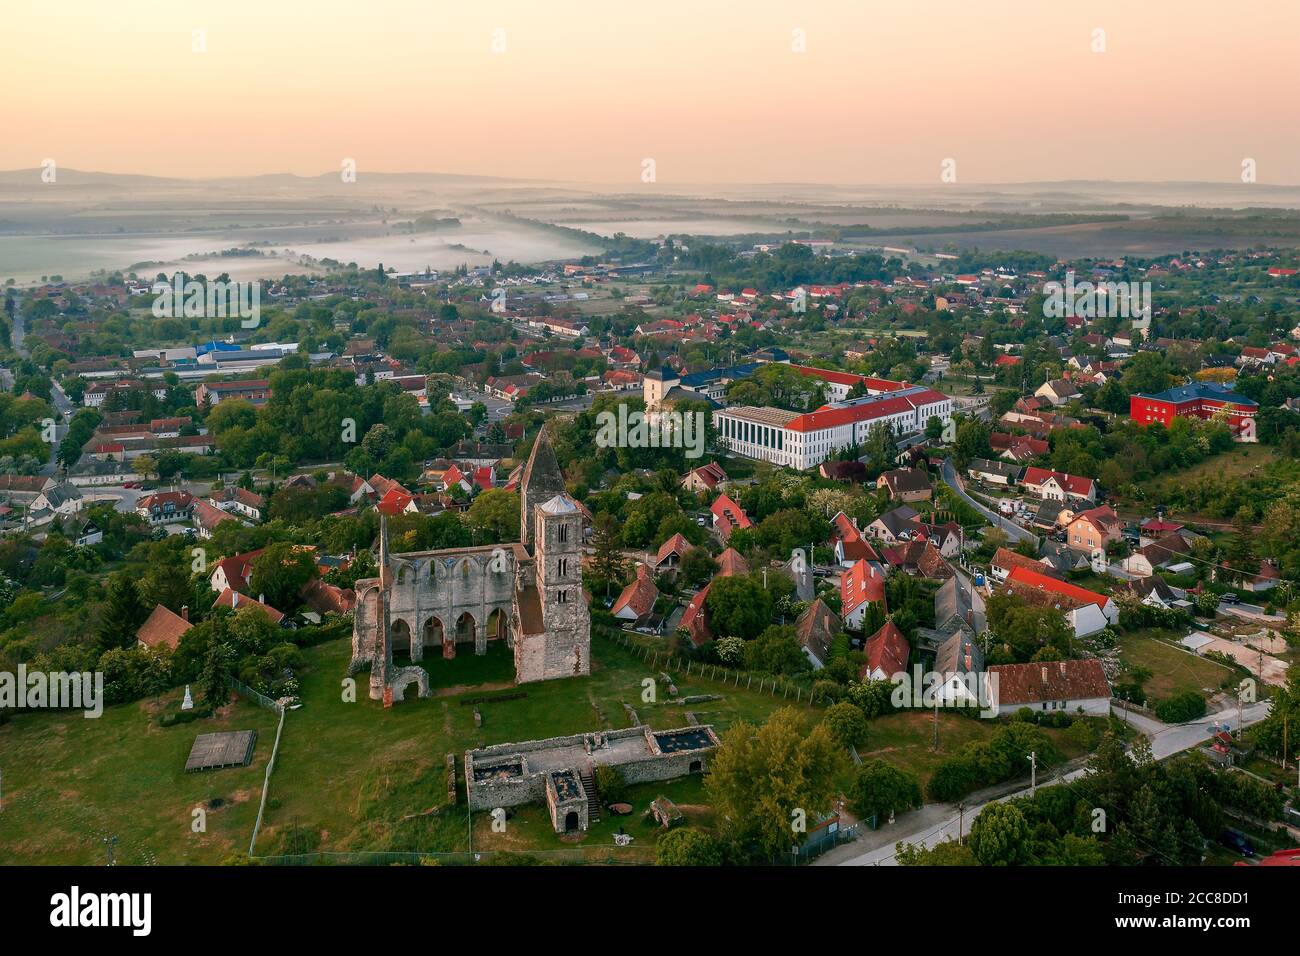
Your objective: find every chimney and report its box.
[232,592,239,607]
[1041,666,1048,683]
[1059,661,1067,675]
[181,605,189,622]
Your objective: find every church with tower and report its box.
[348,425,591,705]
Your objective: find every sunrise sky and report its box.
[4,0,1299,184]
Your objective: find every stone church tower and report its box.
[513,425,591,682]
[519,424,566,549]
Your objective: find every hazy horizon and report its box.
[7,0,1300,185]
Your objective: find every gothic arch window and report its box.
[558,589,569,604]
[558,557,568,576]
[558,523,568,544]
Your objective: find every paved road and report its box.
[826,699,1274,866]
[941,458,1035,545]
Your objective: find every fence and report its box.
[594,626,828,708]
[227,676,287,857]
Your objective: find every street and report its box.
[822,699,1275,866]
[941,458,1035,545]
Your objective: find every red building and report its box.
[1129,382,1258,441]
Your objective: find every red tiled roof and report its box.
[841,558,886,615]
[1005,565,1110,610]
[214,588,285,624]
[655,533,692,566]
[861,621,909,679]
[611,564,659,619]
[1022,466,1094,498]
[136,604,192,650]
[987,658,1110,706]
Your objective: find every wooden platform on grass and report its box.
[185,730,258,772]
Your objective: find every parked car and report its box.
[1219,829,1255,857]
[1220,593,1240,604]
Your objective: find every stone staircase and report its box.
[579,767,602,824]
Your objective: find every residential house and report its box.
[1034,379,1081,407]
[1002,565,1119,637]
[860,621,910,681]
[1020,466,1096,503]
[841,558,887,630]
[1065,505,1122,555]
[795,598,841,670]
[876,467,933,502]
[967,458,1022,487]
[652,533,692,574]
[1121,532,1191,578]
[136,490,195,525]
[710,493,753,541]
[611,563,659,626]
[681,462,727,493]
[136,604,192,651]
[864,505,920,544]
[986,659,1111,717]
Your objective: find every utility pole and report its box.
[957,802,966,844]
[1028,751,1037,793]
[932,689,940,750]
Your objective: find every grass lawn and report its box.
[0,690,281,865]
[253,633,801,857]
[855,710,1110,795]
[1118,628,1235,703]
[1155,444,1279,486]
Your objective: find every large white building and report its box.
[714,386,953,470]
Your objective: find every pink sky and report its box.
[4,0,1299,184]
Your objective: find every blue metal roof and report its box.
[1139,381,1257,407]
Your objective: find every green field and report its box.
[0,692,281,865]
[1,631,1115,864]
[0,634,803,864]
[1118,629,1234,704]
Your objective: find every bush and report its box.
[1154,690,1207,724]
[926,723,1058,802]
[158,705,214,727]
[655,827,725,866]
[849,759,922,822]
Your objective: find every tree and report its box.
[968,801,1032,866]
[655,828,725,866]
[590,511,624,597]
[466,488,520,544]
[98,572,150,651]
[705,573,773,639]
[199,639,235,707]
[848,759,922,822]
[679,547,719,588]
[742,624,810,675]
[705,708,847,858]
[249,542,317,612]
[821,701,870,749]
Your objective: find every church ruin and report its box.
[349,426,591,704]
